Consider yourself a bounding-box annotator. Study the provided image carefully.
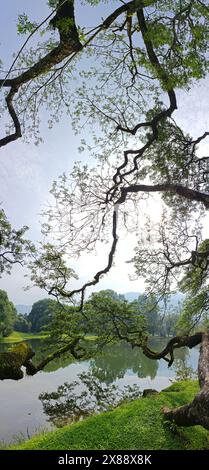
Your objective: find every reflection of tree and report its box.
[173,353,197,382]
[173,358,195,382]
[39,371,142,428]
[172,347,189,362]
[90,342,158,384]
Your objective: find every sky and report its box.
[0,1,209,305]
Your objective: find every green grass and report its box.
[12,381,209,450]
[0,331,46,343]
[1,331,95,344]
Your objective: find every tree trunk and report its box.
[163,331,209,429]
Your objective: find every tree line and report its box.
[0,288,180,338]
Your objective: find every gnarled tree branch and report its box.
[140,333,202,367]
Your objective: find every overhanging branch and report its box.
[140,333,202,367]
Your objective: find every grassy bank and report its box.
[0,331,46,343]
[1,332,97,344]
[13,381,209,450]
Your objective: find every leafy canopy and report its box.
[0,289,16,338]
[1,0,209,340]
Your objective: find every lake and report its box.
[0,337,199,445]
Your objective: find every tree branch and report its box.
[0,0,144,148]
[25,335,86,375]
[140,333,202,367]
[0,86,21,147]
[106,5,177,199]
[50,204,119,309]
[117,183,209,209]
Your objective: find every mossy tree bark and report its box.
[0,342,34,380]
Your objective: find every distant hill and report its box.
[124,292,184,309]
[15,293,184,315]
[163,293,184,308]
[15,305,32,315]
[124,292,141,302]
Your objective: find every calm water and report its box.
[0,338,199,444]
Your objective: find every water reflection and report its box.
[0,337,198,444]
[38,341,197,428]
[88,339,191,384]
[39,371,142,428]
[89,343,158,383]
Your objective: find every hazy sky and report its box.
[0,1,209,304]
